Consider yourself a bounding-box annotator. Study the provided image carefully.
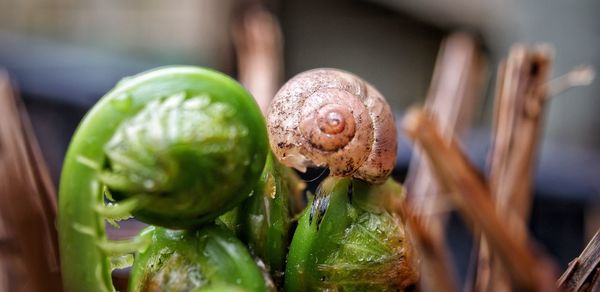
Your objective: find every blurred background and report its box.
[0,0,599,290]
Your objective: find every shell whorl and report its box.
[267,69,397,184]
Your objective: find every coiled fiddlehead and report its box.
[128,225,268,292]
[285,178,417,291]
[58,66,268,292]
[101,92,257,227]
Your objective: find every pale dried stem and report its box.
[232,6,283,115]
[491,45,552,224]
[399,203,458,292]
[403,32,485,291]
[407,32,485,218]
[403,109,556,292]
[477,45,554,291]
[0,71,62,291]
[558,229,600,291]
[546,65,595,97]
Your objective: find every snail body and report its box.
[267,69,396,184]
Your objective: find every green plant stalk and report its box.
[285,177,353,291]
[128,225,268,292]
[58,66,267,292]
[285,177,414,291]
[222,154,304,284]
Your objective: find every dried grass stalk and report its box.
[232,5,283,115]
[404,32,486,292]
[558,229,600,291]
[475,45,554,291]
[403,108,557,291]
[0,71,62,291]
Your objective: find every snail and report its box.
[267,68,397,184]
[274,69,417,290]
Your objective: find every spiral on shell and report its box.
[267,69,397,184]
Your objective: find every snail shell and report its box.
[267,68,397,184]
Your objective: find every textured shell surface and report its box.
[267,68,397,184]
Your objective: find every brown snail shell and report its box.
[267,68,397,184]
